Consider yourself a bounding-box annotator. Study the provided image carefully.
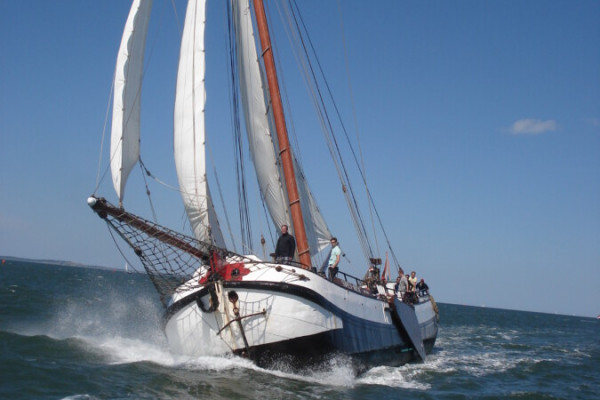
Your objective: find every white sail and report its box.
[233,0,331,260]
[174,0,225,247]
[233,0,290,231]
[110,0,153,203]
[295,164,332,254]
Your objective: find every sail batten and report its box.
[110,0,153,203]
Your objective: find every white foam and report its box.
[80,335,175,365]
[357,365,431,390]
[60,395,98,400]
[179,353,357,387]
[257,356,357,387]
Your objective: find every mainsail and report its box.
[233,0,331,259]
[174,0,225,247]
[110,0,153,204]
[232,1,290,232]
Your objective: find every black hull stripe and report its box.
[164,273,392,320]
[165,279,389,331]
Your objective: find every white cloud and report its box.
[510,119,557,135]
[585,117,600,127]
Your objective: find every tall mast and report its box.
[251,0,311,268]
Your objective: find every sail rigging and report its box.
[91,0,438,369]
[231,0,332,262]
[276,1,404,268]
[107,0,395,270]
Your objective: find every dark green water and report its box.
[1,261,598,399]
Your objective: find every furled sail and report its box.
[110,0,153,204]
[233,0,331,258]
[174,0,225,247]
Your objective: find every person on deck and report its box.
[394,271,409,300]
[416,278,429,296]
[327,237,341,281]
[408,271,417,292]
[274,224,295,265]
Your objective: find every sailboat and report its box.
[88,0,438,370]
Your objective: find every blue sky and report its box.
[1,1,599,317]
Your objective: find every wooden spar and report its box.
[251,0,311,269]
[88,197,209,260]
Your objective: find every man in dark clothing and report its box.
[274,224,295,265]
[416,278,429,296]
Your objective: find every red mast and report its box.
[252,0,311,269]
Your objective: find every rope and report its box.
[94,73,115,196]
[226,1,253,252]
[285,0,374,264]
[285,0,405,272]
[336,0,381,258]
[106,220,139,273]
[207,142,239,253]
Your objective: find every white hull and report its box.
[164,256,438,366]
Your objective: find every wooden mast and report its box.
[251,0,311,269]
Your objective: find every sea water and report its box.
[1,260,598,399]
